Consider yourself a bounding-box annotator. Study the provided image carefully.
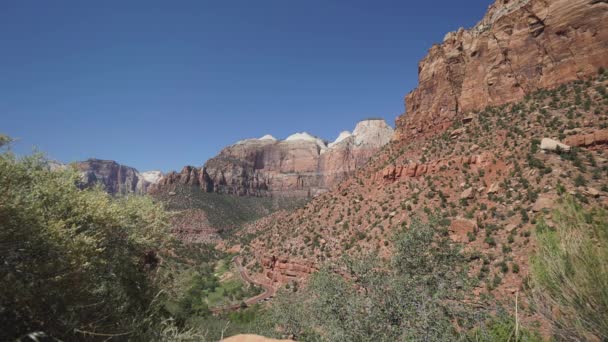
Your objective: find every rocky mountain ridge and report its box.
[155,119,394,197]
[395,0,608,139]
[75,159,162,195]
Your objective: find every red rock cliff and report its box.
[155,119,393,197]
[76,159,160,195]
[396,0,608,139]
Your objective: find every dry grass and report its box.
[531,196,608,341]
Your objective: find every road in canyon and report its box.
[211,257,275,314]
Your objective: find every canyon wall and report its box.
[396,0,608,139]
[155,119,393,197]
[76,159,161,195]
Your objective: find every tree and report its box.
[0,151,171,340]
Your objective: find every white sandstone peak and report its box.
[234,134,278,145]
[285,132,327,149]
[328,131,353,148]
[259,134,277,141]
[352,119,394,147]
[141,170,163,184]
[285,132,315,141]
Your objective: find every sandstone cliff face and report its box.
[76,159,161,195]
[395,0,608,138]
[155,119,393,197]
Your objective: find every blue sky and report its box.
[1,0,491,172]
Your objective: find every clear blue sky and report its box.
[1,0,491,172]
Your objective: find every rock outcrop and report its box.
[564,129,608,148]
[395,0,608,139]
[76,159,162,195]
[378,153,492,182]
[261,256,317,284]
[155,119,393,197]
[540,138,571,152]
[141,170,163,184]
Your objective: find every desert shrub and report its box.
[465,313,543,342]
[531,196,608,341]
[0,150,171,340]
[269,218,478,341]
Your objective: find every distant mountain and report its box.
[145,119,393,243]
[154,119,394,197]
[74,159,161,195]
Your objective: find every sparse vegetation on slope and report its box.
[153,183,307,240]
[269,217,542,341]
[241,69,608,338]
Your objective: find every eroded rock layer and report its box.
[396,0,608,139]
[76,159,161,195]
[155,119,394,197]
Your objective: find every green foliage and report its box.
[0,133,13,148]
[162,252,262,325]
[531,196,608,341]
[574,174,586,187]
[0,152,172,340]
[171,269,217,322]
[465,314,543,342]
[512,263,520,274]
[269,218,478,341]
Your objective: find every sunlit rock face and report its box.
[156,119,394,197]
[75,159,161,195]
[395,0,608,139]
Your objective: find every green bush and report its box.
[0,151,171,340]
[465,314,543,342]
[531,196,608,341]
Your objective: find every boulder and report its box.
[582,187,601,198]
[533,194,558,212]
[487,182,500,194]
[460,188,474,200]
[540,138,571,152]
[449,219,476,242]
[450,127,466,138]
